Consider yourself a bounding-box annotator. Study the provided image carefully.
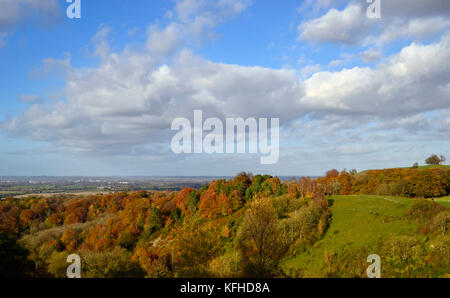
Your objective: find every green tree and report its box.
[148,207,162,233]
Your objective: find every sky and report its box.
[0,0,449,177]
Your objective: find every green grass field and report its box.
[417,164,450,169]
[360,164,450,174]
[435,196,450,207]
[281,195,420,277]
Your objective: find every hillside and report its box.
[436,196,450,208]
[1,170,449,278]
[281,195,416,277]
[418,165,450,170]
[282,195,449,277]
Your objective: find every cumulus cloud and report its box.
[0,0,61,48]
[169,0,251,41]
[3,27,450,158]
[2,0,450,172]
[2,45,305,156]
[0,0,60,28]
[298,1,450,47]
[300,64,321,78]
[358,49,382,62]
[298,4,372,45]
[145,0,251,57]
[147,24,183,57]
[375,16,450,45]
[302,32,450,116]
[297,0,347,16]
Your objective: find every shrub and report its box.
[47,251,70,278]
[80,247,145,278]
[407,200,447,222]
[431,211,450,234]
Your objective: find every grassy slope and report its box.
[418,164,450,169]
[281,195,419,277]
[435,196,450,207]
[360,164,450,172]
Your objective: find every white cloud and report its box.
[0,0,59,29]
[2,51,305,155]
[0,0,60,49]
[146,0,251,57]
[376,16,450,46]
[298,4,372,45]
[2,0,450,172]
[300,64,321,78]
[147,24,183,57]
[358,49,381,62]
[298,1,450,47]
[4,30,450,158]
[329,59,344,67]
[302,32,450,116]
[172,0,251,40]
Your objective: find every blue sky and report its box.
[1,0,450,176]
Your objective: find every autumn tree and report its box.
[174,188,196,215]
[133,245,173,278]
[405,169,449,198]
[81,247,145,278]
[237,198,284,276]
[0,202,20,234]
[426,154,442,165]
[148,207,163,233]
[337,171,353,195]
[198,188,232,218]
[60,227,80,252]
[326,169,339,179]
[173,216,222,275]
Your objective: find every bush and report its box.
[406,200,447,222]
[47,251,70,278]
[281,204,322,242]
[431,211,450,234]
[81,248,145,278]
[209,251,241,278]
[271,195,307,219]
[117,231,136,250]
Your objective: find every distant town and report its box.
[0,176,225,198]
[0,176,300,199]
